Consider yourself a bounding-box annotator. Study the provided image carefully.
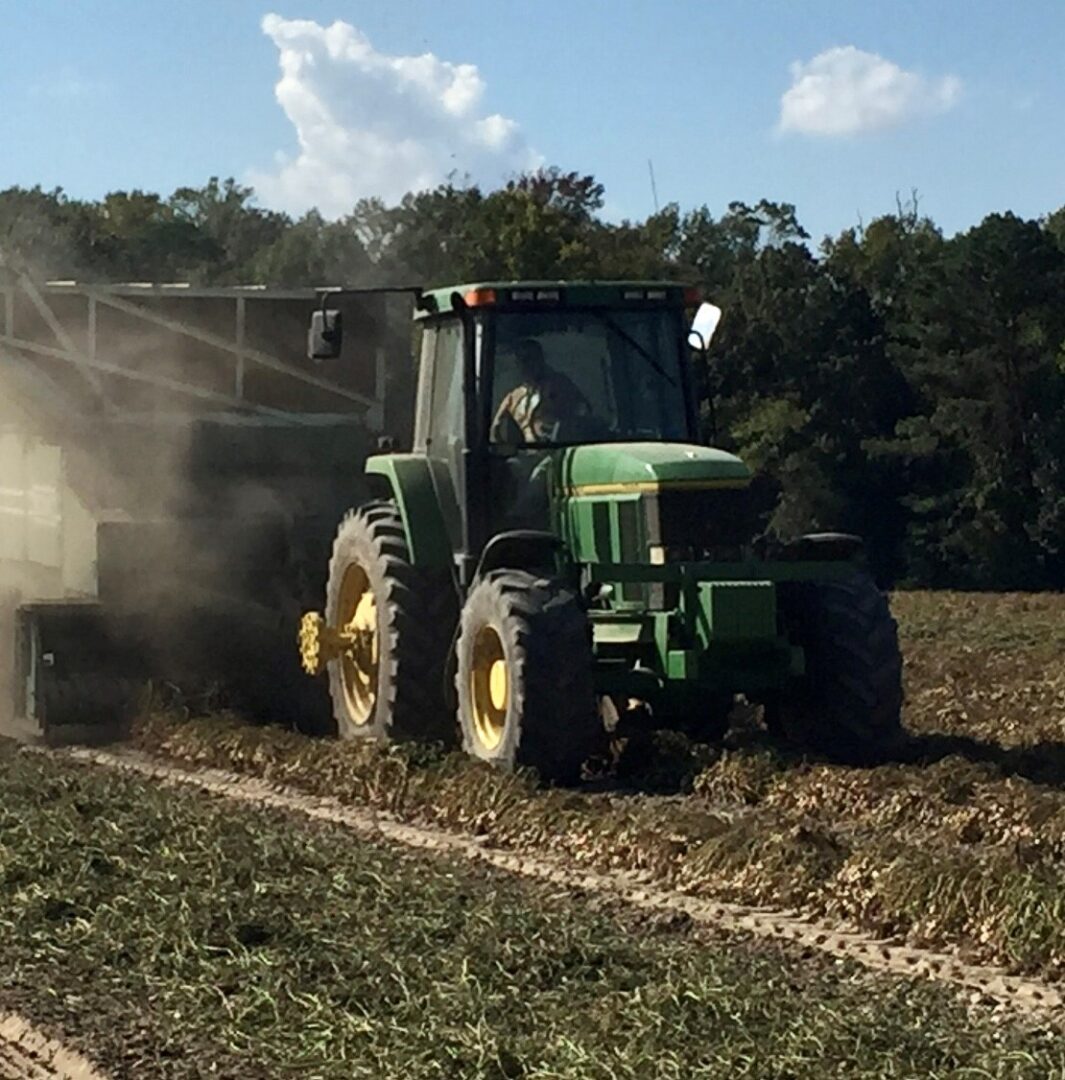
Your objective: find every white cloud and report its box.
[250,14,541,216]
[779,46,962,137]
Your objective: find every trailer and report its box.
[0,257,413,742]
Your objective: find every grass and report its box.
[123,590,1065,983]
[2,741,1064,1079]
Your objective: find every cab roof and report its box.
[414,280,694,319]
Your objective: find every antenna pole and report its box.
[648,159,660,213]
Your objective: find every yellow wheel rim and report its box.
[337,563,378,725]
[470,625,508,750]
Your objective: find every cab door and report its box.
[422,320,466,554]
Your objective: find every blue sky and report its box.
[1,0,1062,245]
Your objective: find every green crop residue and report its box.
[1,742,1063,1078]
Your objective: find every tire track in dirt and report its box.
[65,746,1065,1023]
[0,1014,105,1080]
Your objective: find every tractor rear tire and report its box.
[324,502,455,743]
[771,571,903,761]
[456,570,601,784]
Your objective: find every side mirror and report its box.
[688,302,722,351]
[308,309,343,360]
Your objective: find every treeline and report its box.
[3,171,1064,589]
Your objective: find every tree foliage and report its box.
[1,172,1062,589]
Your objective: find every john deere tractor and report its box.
[299,282,902,781]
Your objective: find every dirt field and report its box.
[124,592,1065,973]
[2,590,1064,1076]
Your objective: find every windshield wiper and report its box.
[593,312,677,386]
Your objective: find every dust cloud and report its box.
[0,258,378,733]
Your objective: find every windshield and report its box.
[487,309,690,446]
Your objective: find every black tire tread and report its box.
[40,674,140,738]
[456,570,600,784]
[774,572,904,759]
[325,501,455,742]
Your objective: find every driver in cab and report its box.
[491,339,592,444]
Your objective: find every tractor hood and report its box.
[559,442,751,496]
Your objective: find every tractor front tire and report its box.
[456,570,601,784]
[771,571,904,761]
[324,502,455,743]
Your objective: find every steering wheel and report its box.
[529,454,554,484]
[552,414,612,443]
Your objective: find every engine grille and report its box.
[645,487,762,560]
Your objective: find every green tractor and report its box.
[299,282,903,782]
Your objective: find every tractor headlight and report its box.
[648,544,696,564]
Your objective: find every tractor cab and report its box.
[408,282,708,571]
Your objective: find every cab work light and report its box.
[464,288,498,307]
[622,288,669,301]
[511,289,560,302]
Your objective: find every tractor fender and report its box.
[769,532,865,562]
[474,530,562,579]
[365,454,453,569]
